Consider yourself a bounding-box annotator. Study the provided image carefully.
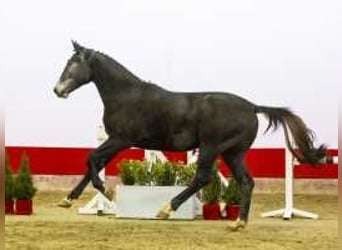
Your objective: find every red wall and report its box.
[5,146,338,179]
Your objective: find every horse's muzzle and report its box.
[53,86,69,99]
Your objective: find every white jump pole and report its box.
[78,125,117,215]
[145,150,167,163]
[261,126,338,220]
[261,145,319,219]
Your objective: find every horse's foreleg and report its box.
[87,138,127,199]
[57,172,92,208]
[156,145,217,219]
[58,138,127,208]
[68,172,91,200]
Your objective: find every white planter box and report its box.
[116,185,199,220]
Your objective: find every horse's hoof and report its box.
[227,219,246,232]
[57,198,73,208]
[104,186,115,201]
[156,202,173,219]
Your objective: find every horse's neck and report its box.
[91,55,144,103]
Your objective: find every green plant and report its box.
[175,162,196,186]
[119,159,196,187]
[222,177,242,205]
[134,160,151,186]
[14,152,37,200]
[119,160,138,185]
[201,163,222,204]
[5,152,15,200]
[151,160,176,186]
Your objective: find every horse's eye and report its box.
[74,57,82,63]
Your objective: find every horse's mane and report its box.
[92,50,142,83]
[89,49,168,92]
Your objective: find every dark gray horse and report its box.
[54,41,330,230]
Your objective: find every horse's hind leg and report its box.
[156,145,218,219]
[222,151,255,231]
[58,138,127,208]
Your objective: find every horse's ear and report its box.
[71,40,84,54]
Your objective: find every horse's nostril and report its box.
[54,87,62,97]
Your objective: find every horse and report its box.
[53,41,331,230]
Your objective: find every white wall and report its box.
[2,0,341,148]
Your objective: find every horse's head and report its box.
[53,41,93,99]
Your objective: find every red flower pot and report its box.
[15,199,33,215]
[202,203,221,220]
[5,200,14,214]
[225,205,241,220]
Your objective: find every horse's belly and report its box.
[167,131,199,151]
[134,131,198,152]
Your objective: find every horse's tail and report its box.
[255,105,331,165]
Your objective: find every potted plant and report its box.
[14,153,37,215]
[201,164,222,220]
[222,177,242,220]
[5,152,15,214]
[116,159,197,219]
